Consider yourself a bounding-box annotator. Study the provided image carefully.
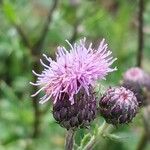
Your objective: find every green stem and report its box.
[82,135,95,150]
[83,121,109,150]
[136,131,147,150]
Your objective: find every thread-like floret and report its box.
[30,38,117,104]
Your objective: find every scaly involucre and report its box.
[30,38,117,104]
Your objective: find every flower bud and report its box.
[99,87,138,125]
[123,67,150,106]
[123,67,150,90]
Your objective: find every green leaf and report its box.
[2,0,20,24]
[104,133,126,142]
[0,81,19,102]
[80,133,91,148]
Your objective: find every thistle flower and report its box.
[123,67,146,85]
[30,38,117,105]
[30,38,117,129]
[123,67,150,106]
[123,67,150,90]
[99,87,138,125]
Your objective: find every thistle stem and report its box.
[136,1,149,150]
[83,121,109,150]
[136,131,147,150]
[65,129,75,150]
[32,63,41,138]
[137,0,144,67]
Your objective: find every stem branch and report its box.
[83,122,109,150]
[65,129,75,150]
[33,0,58,52]
[136,131,148,150]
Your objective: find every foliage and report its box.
[0,0,150,150]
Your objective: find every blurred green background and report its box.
[0,0,150,150]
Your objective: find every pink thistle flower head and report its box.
[123,67,150,91]
[30,38,117,105]
[123,67,145,83]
